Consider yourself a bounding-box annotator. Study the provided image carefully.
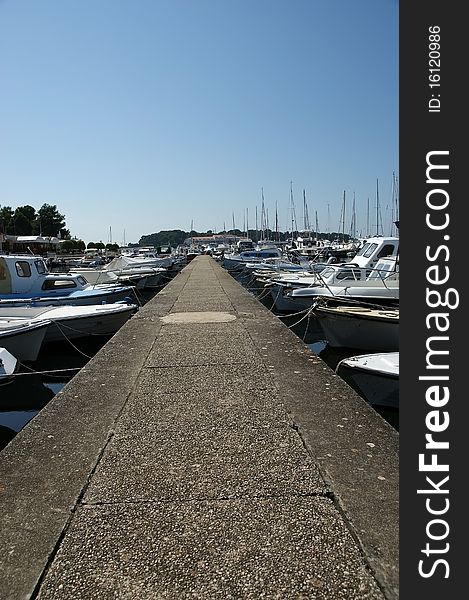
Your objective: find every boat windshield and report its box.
[42,279,78,290]
[34,259,47,274]
[354,243,378,258]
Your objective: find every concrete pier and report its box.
[0,256,398,599]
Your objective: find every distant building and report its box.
[0,235,61,255]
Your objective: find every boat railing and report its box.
[315,263,398,288]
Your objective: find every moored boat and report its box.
[0,254,136,306]
[223,247,283,271]
[0,303,137,343]
[311,300,399,351]
[264,236,399,312]
[336,352,399,408]
[0,319,50,361]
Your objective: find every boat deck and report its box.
[0,256,398,600]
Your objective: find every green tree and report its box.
[60,240,77,252]
[36,204,67,237]
[60,240,86,252]
[16,205,37,234]
[13,209,33,235]
[0,206,14,234]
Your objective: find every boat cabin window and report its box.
[376,244,396,259]
[41,279,78,290]
[257,251,280,258]
[360,243,378,258]
[15,261,32,277]
[76,275,88,285]
[367,260,397,280]
[335,268,362,281]
[354,243,370,257]
[34,259,47,274]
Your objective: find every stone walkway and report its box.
[0,256,398,599]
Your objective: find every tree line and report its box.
[0,204,69,238]
[1,204,352,250]
[139,228,351,248]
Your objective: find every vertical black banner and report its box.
[400,2,466,598]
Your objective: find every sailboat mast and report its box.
[261,187,266,241]
[376,179,380,235]
[275,201,279,242]
[303,189,309,231]
[367,198,370,237]
[351,193,356,239]
[342,190,346,242]
[255,205,258,243]
[290,181,297,244]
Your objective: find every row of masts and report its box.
[235,174,398,242]
[191,174,399,245]
[110,175,399,248]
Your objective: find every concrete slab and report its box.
[136,363,280,395]
[37,498,385,600]
[145,322,262,367]
[122,371,288,424]
[83,417,325,503]
[161,311,237,324]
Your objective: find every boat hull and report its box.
[43,305,136,342]
[337,353,399,408]
[0,287,136,307]
[314,306,399,351]
[0,304,137,343]
[0,320,49,361]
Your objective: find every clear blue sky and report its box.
[0,0,398,245]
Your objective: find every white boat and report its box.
[312,301,399,351]
[71,264,166,290]
[244,257,308,273]
[0,347,18,384]
[109,252,172,269]
[0,319,50,361]
[223,247,283,271]
[0,254,136,306]
[336,352,399,408]
[265,236,399,311]
[0,303,137,343]
[285,256,399,310]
